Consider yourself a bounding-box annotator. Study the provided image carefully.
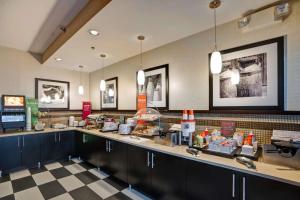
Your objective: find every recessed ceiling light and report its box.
[55,57,63,61]
[88,29,100,36]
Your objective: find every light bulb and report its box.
[78,85,84,95]
[137,70,145,85]
[231,69,240,85]
[100,80,106,91]
[108,89,114,97]
[210,51,222,74]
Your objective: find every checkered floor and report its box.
[0,159,151,200]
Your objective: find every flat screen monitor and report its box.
[2,95,25,109]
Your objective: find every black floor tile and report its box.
[79,162,95,170]
[38,180,66,199]
[69,186,103,200]
[60,160,75,167]
[0,175,10,183]
[75,171,99,185]
[105,192,132,200]
[11,176,36,193]
[103,176,128,191]
[0,194,15,200]
[50,167,72,179]
[29,166,47,175]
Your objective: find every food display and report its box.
[132,124,160,136]
[192,128,258,158]
[132,108,161,137]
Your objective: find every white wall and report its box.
[90,0,300,111]
[0,46,89,109]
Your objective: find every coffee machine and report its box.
[0,95,26,132]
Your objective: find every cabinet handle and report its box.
[243,177,246,200]
[83,135,85,143]
[22,136,25,147]
[18,137,20,147]
[109,141,112,152]
[55,133,57,143]
[106,140,108,152]
[147,152,150,167]
[151,153,155,169]
[232,174,235,198]
[59,133,61,142]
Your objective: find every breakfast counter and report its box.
[1,128,300,187]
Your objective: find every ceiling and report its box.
[0,0,277,72]
[0,0,88,53]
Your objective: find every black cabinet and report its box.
[239,173,300,200]
[57,131,74,160]
[127,145,152,195]
[76,133,104,166]
[186,159,238,200]
[102,139,127,183]
[41,131,75,163]
[128,145,186,200]
[21,134,41,168]
[0,136,22,174]
[151,151,186,200]
[0,134,40,175]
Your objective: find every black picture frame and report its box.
[136,64,169,111]
[35,78,70,111]
[100,77,118,111]
[209,36,284,112]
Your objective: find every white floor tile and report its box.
[0,181,13,198]
[14,187,44,200]
[10,169,31,180]
[122,188,152,200]
[65,164,86,174]
[88,180,118,199]
[32,171,55,185]
[71,158,82,163]
[49,193,74,200]
[58,175,84,192]
[88,168,109,179]
[45,162,63,170]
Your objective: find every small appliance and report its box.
[1,95,26,132]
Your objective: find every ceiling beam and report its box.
[41,0,111,63]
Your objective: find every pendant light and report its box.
[137,35,145,85]
[78,65,84,95]
[100,54,106,91]
[209,0,222,74]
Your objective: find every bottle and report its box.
[182,110,188,120]
[188,110,194,120]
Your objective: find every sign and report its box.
[82,101,91,120]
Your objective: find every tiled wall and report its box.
[97,111,300,145]
[35,110,300,145]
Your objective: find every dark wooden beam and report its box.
[41,0,111,63]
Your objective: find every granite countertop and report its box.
[1,128,300,187]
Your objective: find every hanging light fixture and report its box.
[209,0,222,74]
[100,54,106,91]
[231,68,240,85]
[78,65,84,95]
[137,35,145,85]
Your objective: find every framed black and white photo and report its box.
[35,78,70,110]
[209,36,284,111]
[137,64,169,110]
[101,77,118,110]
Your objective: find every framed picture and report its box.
[101,77,118,110]
[35,78,70,110]
[209,36,284,111]
[137,64,169,110]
